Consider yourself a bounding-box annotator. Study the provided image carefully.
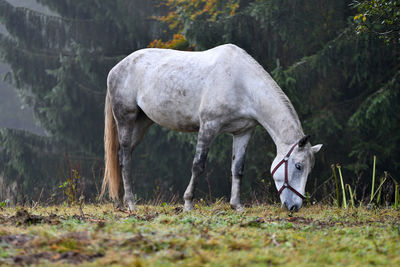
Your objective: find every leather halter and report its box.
[271,141,305,199]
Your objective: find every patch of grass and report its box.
[0,203,399,266]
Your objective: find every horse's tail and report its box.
[100,91,120,200]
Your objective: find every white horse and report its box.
[101,44,322,212]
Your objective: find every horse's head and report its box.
[271,136,322,212]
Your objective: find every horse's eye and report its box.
[295,163,302,170]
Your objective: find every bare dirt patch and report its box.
[12,251,103,266]
[0,231,103,266]
[6,209,60,226]
[0,234,32,247]
[0,210,105,265]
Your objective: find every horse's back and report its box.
[108,44,256,132]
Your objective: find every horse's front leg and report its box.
[184,122,219,211]
[230,130,253,212]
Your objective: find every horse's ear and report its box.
[311,144,323,154]
[298,135,310,147]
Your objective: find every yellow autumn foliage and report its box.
[149,0,240,50]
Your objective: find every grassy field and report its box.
[0,203,399,266]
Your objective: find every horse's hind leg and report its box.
[230,130,253,212]
[116,108,153,211]
[184,121,220,211]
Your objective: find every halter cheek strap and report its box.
[271,141,305,200]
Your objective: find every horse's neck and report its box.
[259,108,303,155]
[252,78,304,155]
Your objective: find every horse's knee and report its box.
[192,160,206,176]
[234,165,244,177]
[119,133,133,153]
[192,152,207,175]
[192,162,205,175]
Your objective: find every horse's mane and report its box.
[239,48,301,126]
[272,82,301,126]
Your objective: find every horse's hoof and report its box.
[113,200,124,210]
[183,202,194,212]
[236,206,245,213]
[127,202,136,212]
[230,203,245,213]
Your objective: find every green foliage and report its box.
[0,128,103,202]
[0,129,63,197]
[352,0,400,43]
[348,71,400,173]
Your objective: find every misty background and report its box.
[0,0,399,206]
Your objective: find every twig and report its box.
[36,187,45,208]
[371,155,376,202]
[369,173,387,204]
[205,170,213,203]
[331,164,340,207]
[79,195,85,218]
[337,164,347,209]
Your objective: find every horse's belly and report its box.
[137,94,200,132]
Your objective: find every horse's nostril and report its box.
[284,202,300,212]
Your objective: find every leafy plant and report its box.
[59,169,82,205]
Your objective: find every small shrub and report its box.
[59,169,83,205]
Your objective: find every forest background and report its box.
[0,0,399,206]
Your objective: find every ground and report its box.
[0,203,399,266]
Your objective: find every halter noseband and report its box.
[271,140,305,200]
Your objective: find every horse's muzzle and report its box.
[283,201,302,212]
